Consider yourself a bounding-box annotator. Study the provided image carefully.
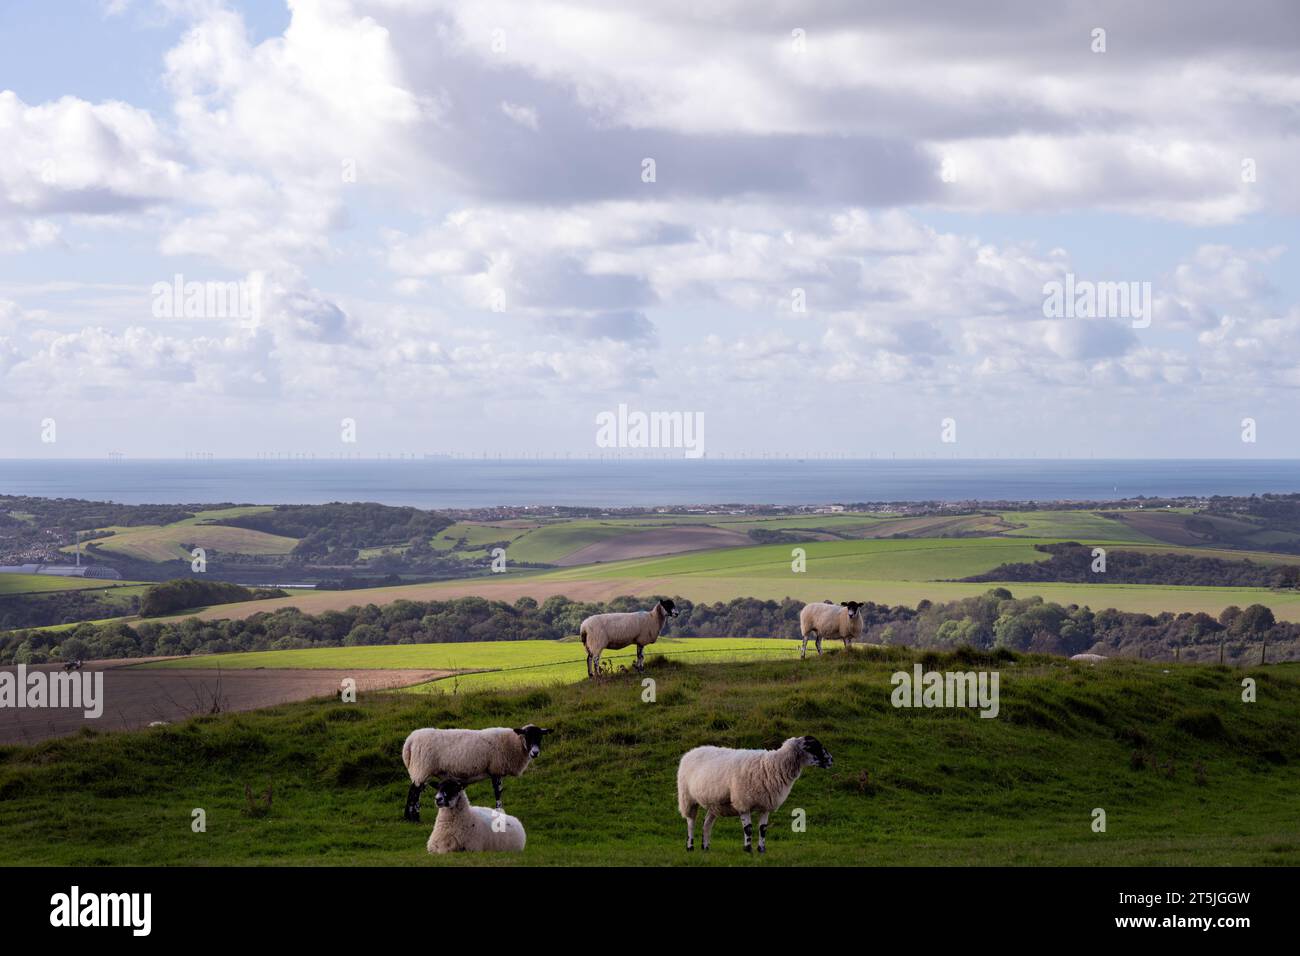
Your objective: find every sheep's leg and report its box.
[684,805,698,851]
[800,631,812,660]
[590,651,602,678]
[635,644,645,673]
[585,651,593,678]
[701,810,718,851]
[740,812,753,853]
[491,775,504,810]
[815,634,823,656]
[403,781,425,822]
[757,811,770,853]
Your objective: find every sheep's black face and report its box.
[435,779,465,808]
[659,599,679,618]
[840,600,864,619]
[515,724,552,759]
[801,736,833,769]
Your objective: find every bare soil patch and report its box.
[0,662,449,746]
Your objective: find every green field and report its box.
[432,522,535,555]
[996,510,1162,542]
[549,537,1055,582]
[0,574,144,595]
[2,648,1296,865]
[142,637,807,691]
[60,506,295,562]
[505,521,647,564]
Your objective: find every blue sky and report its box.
[1,0,1298,459]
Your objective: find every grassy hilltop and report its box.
[1,648,1296,866]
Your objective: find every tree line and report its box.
[963,542,1300,588]
[2,588,1295,666]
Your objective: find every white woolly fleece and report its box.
[677,737,814,818]
[402,727,533,786]
[426,792,526,853]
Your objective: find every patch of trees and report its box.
[0,590,141,630]
[869,588,1293,664]
[218,503,453,559]
[138,579,287,617]
[962,542,1300,588]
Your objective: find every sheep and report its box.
[676,735,833,853]
[426,779,526,854]
[401,724,552,822]
[579,599,678,678]
[799,601,864,659]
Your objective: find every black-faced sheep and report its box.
[426,779,526,853]
[401,724,551,822]
[676,735,833,853]
[799,601,864,659]
[579,599,678,678]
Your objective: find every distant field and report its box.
[548,537,1056,582]
[57,506,292,562]
[432,521,536,556]
[1110,509,1300,551]
[83,524,297,562]
[0,574,144,595]
[997,510,1162,542]
[141,637,806,692]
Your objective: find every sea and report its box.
[2,458,1298,508]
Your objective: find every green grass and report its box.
[505,521,644,564]
[59,507,294,562]
[142,637,807,691]
[544,537,1058,582]
[997,511,1163,543]
[432,522,535,556]
[1,649,1296,865]
[0,574,145,595]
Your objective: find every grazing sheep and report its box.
[676,735,833,853]
[401,724,552,822]
[1070,653,1107,663]
[799,601,864,659]
[580,599,678,678]
[426,779,526,854]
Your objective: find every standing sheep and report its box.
[426,779,526,854]
[580,599,678,678]
[799,601,864,659]
[676,735,833,853]
[401,724,552,822]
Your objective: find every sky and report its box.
[0,0,1298,460]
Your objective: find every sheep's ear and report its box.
[540,727,553,735]
[513,727,527,736]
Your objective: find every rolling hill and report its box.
[1,647,1295,866]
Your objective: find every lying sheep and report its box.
[426,779,526,854]
[579,599,678,678]
[676,735,833,853]
[401,724,551,822]
[799,601,864,659]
